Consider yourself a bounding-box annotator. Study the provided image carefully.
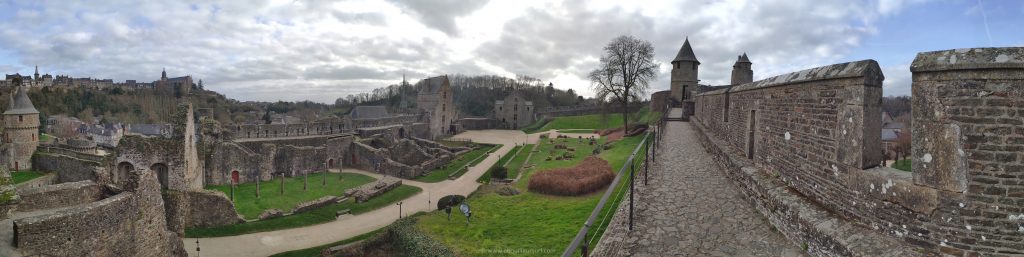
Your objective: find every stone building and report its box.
[730,53,753,85]
[154,68,192,96]
[670,38,700,104]
[417,75,456,139]
[493,91,534,129]
[3,86,39,171]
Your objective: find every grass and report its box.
[477,145,522,183]
[504,144,536,180]
[11,171,46,184]
[414,144,499,183]
[522,107,655,134]
[893,159,911,172]
[416,133,647,256]
[268,227,387,257]
[186,185,422,238]
[206,172,375,219]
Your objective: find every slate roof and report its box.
[127,124,169,136]
[350,105,390,119]
[673,38,700,64]
[737,53,751,63]
[4,86,39,115]
[883,122,906,130]
[881,128,900,141]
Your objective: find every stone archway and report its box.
[231,170,239,184]
[151,163,169,189]
[116,162,134,184]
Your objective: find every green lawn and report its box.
[206,172,375,219]
[504,144,536,180]
[523,107,656,134]
[477,145,523,183]
[186,184,422,238]
[893,159,911,172]
[11,171,46,184]
[416,133,646,257]
[415,144,499,183]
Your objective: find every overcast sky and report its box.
[0,0,1021,103]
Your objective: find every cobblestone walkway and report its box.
[594,121,802,257]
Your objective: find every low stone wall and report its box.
[184,190,244,228]
[345,177,401,202]
[292,196,341,214]
[16,180,105,212]
[33,151,104,183]
[692,121,921,256]
[13,170,185,256]
[13,173,57,192]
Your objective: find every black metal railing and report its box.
[561,107,669,257]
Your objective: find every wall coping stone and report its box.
[911,47,1024,72]
[699,60,883,96]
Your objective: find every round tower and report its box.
[730,53,753,85]
[4,86,40,171]
[670,38,700,103]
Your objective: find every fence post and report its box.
[582,241,589,257]
[645,140,649,186]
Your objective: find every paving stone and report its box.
[593,121,803,257]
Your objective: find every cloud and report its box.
[385,0,490,36]
[0,0,939,102]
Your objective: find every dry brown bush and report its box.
[528,156,615,196]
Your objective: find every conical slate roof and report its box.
[4,86,38,115]
[673,38,700,64]
[737,53,751,63]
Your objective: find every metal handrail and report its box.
[561,130,651,257]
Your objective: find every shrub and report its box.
[436,195,465,211]
[527,156,615,196]
[490,166,508,179]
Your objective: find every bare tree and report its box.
[589,35,658,132]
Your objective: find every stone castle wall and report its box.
[33,150,105,184]
[693,49,1024,256]
[206,135,353,185]
[229,113,423,140]
[163,190,243,229]
[909,47,1024,255]
[15,180,104,212]
[13,171,185,256]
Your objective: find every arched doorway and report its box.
[231,170,239,184]
[328,159,335,169]
[398,127,406,138]
[117,162,134,183]
[151,163,169,189]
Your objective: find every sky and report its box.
[0,0,1021,103]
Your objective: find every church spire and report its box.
[161,67,167,80]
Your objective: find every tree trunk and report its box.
[622,99,629,133]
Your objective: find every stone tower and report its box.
[670,38,700,103]
[4,86,39,171]
[731,53,753,85]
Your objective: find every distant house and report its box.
[46,115,85,138]
[85,123,124,147]
[881,112,907,159]
[493,92,535,129]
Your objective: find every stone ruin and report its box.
[345,177,402,202]
[350,135,469,179]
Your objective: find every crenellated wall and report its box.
[693,48,1024,256]
[910,47,1024,255]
